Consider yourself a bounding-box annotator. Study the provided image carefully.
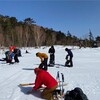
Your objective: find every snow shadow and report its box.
[35,63,65,67]
[55,63,65,66]
[22,68,34,70]
[18,85,32,94]
[31,90,42,99]
[19,85,42,98]
[35,64,39,65]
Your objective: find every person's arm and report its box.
[34,76,42,90]
[27,75,42,94]
[39,56,43,62]
[65,55,68,60]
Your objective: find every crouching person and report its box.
[27,68,58,100]
[4,51,14,64]
[36,52,48,71]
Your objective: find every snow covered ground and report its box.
[0,45,100,100]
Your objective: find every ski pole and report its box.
[61,73,64,96]
[56,71,59,80]
[56,71,61,91]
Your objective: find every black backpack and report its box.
[64,87,88,100]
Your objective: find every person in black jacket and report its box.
[48,45,55,66]
[65,48,73,67]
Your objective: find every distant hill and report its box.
[0,15,92,47]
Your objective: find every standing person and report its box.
[27,68,58,100]
[65,48,73,67]
[48,45,55,66]
[36,52,48,71]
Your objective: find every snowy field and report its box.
[0,45,100,100]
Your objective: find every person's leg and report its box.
[49,54,52,64]
[41,85,58,100]
[70,57,73,67]
[39,63,43,69]
[43,58,48,71]
[53,54,55,64]
[65,60,70,66]
[16,56,19,63]
[14,55,19,63]
[51,54,55,64]
[8,59,12,64]
[42,89,53,100]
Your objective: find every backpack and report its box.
[64,87,88,100]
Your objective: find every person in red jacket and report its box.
[27,68,58,100]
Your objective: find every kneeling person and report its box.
[27,68,58,100]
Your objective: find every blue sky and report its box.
[0,0,100,38]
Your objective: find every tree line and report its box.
[0,14,100,47]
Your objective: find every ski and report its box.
[19,82,68,87]
[54,71,65,99]
[61,73,64,97]
[48,64,54,67]
[48,64,65,68]
[19,83,35,86]
[56,71,61,90]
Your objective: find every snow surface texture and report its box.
[0,46,100,100]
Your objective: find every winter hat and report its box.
[65,48,68,51]
[34,68,40,74]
